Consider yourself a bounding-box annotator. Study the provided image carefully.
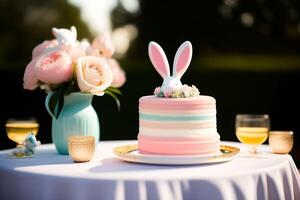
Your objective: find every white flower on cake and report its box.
[148,41,199,98]
[154,85,199,98]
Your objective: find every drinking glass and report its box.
[68,136,95,162]
[235,114,270,154]
[269,131,293,154]
[5,118,39,157]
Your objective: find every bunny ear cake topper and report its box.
[148,41,199,98]
[148,42,170,79]
[173,41,193,78]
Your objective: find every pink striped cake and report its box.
[138,95,220,155]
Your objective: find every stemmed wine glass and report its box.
[235,114,270,154]
[5,118,39,158]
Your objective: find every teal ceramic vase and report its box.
[45,92,99,155]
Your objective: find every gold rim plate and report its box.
[114,144,240,165]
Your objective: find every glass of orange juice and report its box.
[5,118,39,158]
[235,114,270,154]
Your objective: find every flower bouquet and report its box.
[23,26,125,118]
[23,26,126,154]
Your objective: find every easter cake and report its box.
[138,41,220,155]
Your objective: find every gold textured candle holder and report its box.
[68,136,95,162]
[268,131,294,154]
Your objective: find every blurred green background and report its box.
[0,0,299,166]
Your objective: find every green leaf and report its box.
[107,87,122,95]
[105,90,121,110]
[48,92,59,118]
[55,91,64,119]
[48,86,67,119]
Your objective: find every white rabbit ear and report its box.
[172,41,192,78]
[148,41,170,79]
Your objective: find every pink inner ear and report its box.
[150,46,169,77]
[176,47,191,76]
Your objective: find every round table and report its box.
[0,141,299,200]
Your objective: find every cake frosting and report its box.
[138,95,220,155]
[137,41,220,155]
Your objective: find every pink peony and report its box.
[107,59,126,88]
[79,39,92,54]
[88,49,101,57]
[23,57,39,90]
[35,50,73,84]
[76,56,113,96]
[32,40,58,58]
[92,32,115,58]
[66,46,86,63]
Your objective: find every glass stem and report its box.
[16,144,24,148]
[249,145,258,154]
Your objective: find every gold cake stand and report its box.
[114,144,240,165]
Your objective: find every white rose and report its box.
[76,56,113,96]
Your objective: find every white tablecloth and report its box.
[0,141,299,200]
